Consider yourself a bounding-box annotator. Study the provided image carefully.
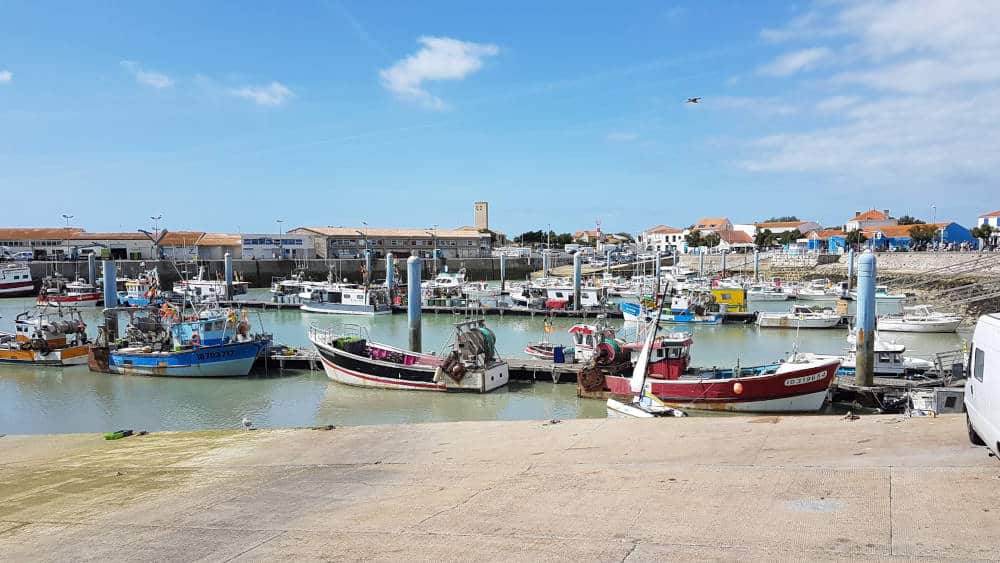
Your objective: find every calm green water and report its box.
[0,290,967,434]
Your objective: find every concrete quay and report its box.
[1,415,998,561]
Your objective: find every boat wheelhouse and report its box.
[172,266,248,302]
[117,269,163,307]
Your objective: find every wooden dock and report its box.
[220,300,304,310]
[393,305,625,319]
[505,358,589,383]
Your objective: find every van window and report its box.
[973,348,985,382]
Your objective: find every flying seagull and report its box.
[686,97,702,104]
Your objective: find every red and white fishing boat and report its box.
[603,330,841,413]
[36,275,101,307]
[0,263,34,297]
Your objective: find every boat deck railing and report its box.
[308,322,369,344]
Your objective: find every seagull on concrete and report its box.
[242,417,253,431]
[686,97,702,104]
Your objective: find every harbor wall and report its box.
[27,257,537,287]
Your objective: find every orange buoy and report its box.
[733,382,744,395]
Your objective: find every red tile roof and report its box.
[0,227,84,241]
[695,217,730,229]
[754,221,808,229]
[718,230,753,244]
[71,232,150,241]
[645,224,682,234]
[157,231,206,246]
[862,223,948,238]
[979,210,1000,218]
[195,233,242,246]
[852,209,889,221]
[809,229,844,240]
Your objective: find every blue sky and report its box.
[1,1,997,235]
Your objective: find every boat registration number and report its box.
[784,371,827,387]
[197,350,236,361]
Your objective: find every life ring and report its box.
[191,333,201,347]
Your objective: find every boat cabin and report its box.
[623,333,692,379]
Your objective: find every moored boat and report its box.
[747,284,792,301]
[310,320,509,392]
[621,295,722,325]
[878,305,961,333]
[299,282,391,315]
[0,305,90,366]
[36,274,101,307]
[91,304,269,377]
[172,266,248,303]
[0,263,34,297]
[600,331,841,412]
[757,305,842,329]
[117,269,164,307]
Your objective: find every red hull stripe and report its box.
[320,356,446,390]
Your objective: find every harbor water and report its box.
[0,290,967,434]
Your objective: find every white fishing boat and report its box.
[757,305,841,329]
[299,283,391,316]
[173,266,248,302]
[37,275,101,307]
[821,331,935,377]
[796,279,840,301]
[0,263,34,297]
[0,305,90,365]
[747,284,792,301]
[878,305,962,333]
[850,285,906,302]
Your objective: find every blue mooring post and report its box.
[102,260,117,308]
[855,250,876,387]
[847,248,856,291]
[573,252,582,311]
[87,254,97,287]
[721,251,727,277]
[753,250,760,281]
[224,252,233,301]
[385,253,395,300]
[499,253,506,292]
[407,256,422,352]
[699,249,705,277]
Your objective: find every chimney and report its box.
[855,211,861,217]
[883,209,890,217]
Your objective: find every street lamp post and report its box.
[276,219,284,259]
[426,227,438,274]
[150,214,162,236]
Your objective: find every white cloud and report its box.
[120,60,173,89]
[710,96,798,116]
[0,70,11,84]
[741,0,1000,191]
[816,95,859,112]
[607,132,638,142]
[757,47,832,77]
[229,82,294,106]
[380,36,499,110]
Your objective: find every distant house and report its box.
[715,230,755,252]
[573,230,601,244]
[693,217,733,233]
[808,229,845,253]
[845,209,897,232]
[195,234,243,260]
[978,210,1000,229]
[638,225,685,253]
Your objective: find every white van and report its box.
[965,313,1000,456]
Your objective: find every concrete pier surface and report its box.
[1,415,998,561]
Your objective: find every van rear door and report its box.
[967,318,998,452]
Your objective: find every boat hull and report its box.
[748,293,791,302]
[604,359,839,413]
[107,341,264,377]
[37,295,101,307]
[0,280,35,297]
[877,318,961,333]
[300,303,392,316]
[0,345,89,366]
[757,315,841,329]
[313,338,508,392]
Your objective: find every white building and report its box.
[638,225,685,253]
[241,233,316,260]
[845,209,897,232]
[752,220,821,236]
[977,210,1000,229]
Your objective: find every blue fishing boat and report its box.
[91,304,270,377]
